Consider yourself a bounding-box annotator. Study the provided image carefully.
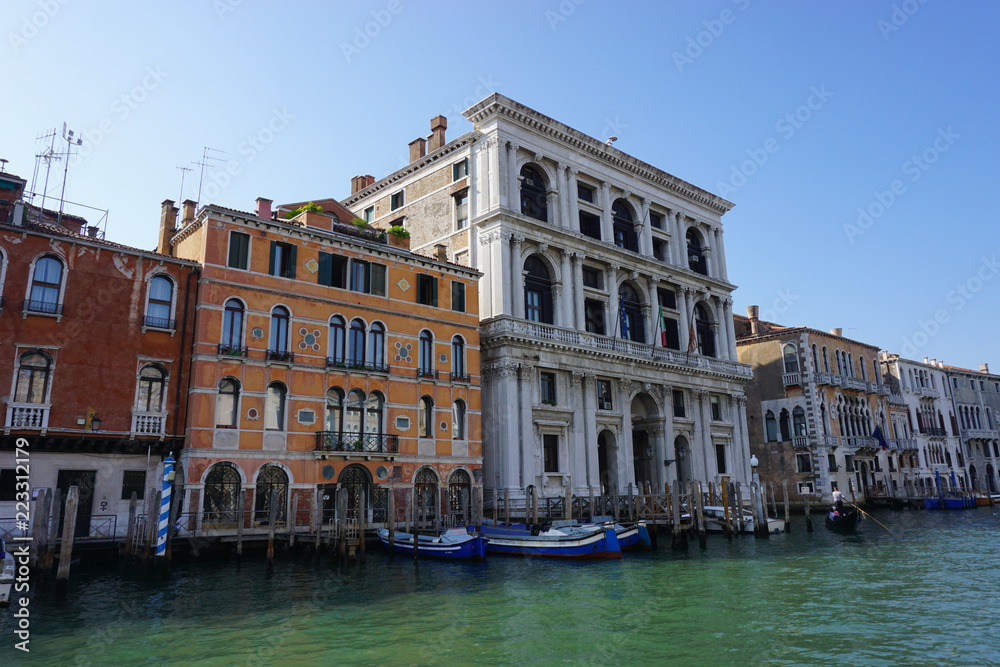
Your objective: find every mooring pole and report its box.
[782,480,791,533]
[55,486,79,596]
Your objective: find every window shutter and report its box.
[453,162,459,181]
[268,241,277,275]
[318,252,333,286]
[289,246,297,279]
[371,264,386,296]
[364,261,371,293]
[430,277,438,307]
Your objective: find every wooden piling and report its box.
[565,486,573,520]
[412,489,420,561]
[671,485,685,550]
[721,482,732,539]
[336,488,347,566]
[781,481,791,533]
[531,485,539,526]
[695,481,707,548]
[55,486,79,596]
[43,487,62,578]
[769,482,778,517]
[166,479,183,568]
[358,488,367,562]
[804,493,813,533]
[31,488,50,569]
[734,483,745,535]
[387,486,396,552]
[503,490,510,526]
[146,490,161,570]
[123,492,138,566]
[708,482,715,507]
[267,489,278,574]
[289,491,299,549]
[473,486,483,526]
[236,489,246,561]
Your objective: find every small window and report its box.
[661,316,680,350]
[765,410,777,442]
[451,336,466,380]
[579,211,602,240]
[265,383,286,430]
[363,206,374,223]
[228,232,250,269]
[371,264,387,296]
[715,444,727,475]
[577,182,594,203]
[453,158,469,181]
[828,454,837,473]
[845,455,855,472]
[216,378,240,427]
[136,365,166,412]
[520,165,547,222]
[15,351,51,403]
[543,434,559,473]
[28,256,63,313]
[391,191,405,211]
[451,281,466,312]
[121,470,146,500]
[418,395,433,438]
[652,238,668,262]
[452,400,466,439]
[673,390,685,418]
[711,395,722,421]
[796,453,812,473]
[318,253,348,289]
[540,372,556,404]
[597,380,612,410]
[649,211,663,229]
[582,266,603,289]
[269,241,296,279]
[585,299,605,335]
[417,274,438,307]
[658,288,677,310]
[350,259,370,293]
[454,192,469,230]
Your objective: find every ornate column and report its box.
[678,287,691,352]
[546,192,559,230]
[571,371,588,495]
[567,167,580,232]
[507,142,520,214]
[477,231,495,318]
[642,303,654,347]
[486,136,500,211]
[607,264,620,337]
[493,362,521,493]
[695,390,712,482]
[583,373,600,493]
[619,378,635,489]
[560,249,573,329]
[702,246,714,280]
[673,211,686,266]
[723,297,737,361]
[648,277,661,347]
[735,395,751,483]
[556,162,569,229]
[511,234,524,319]
[518,363,535,491]
[648,424,665,491]
[600,181,613,243]
[714,227,729,282]
[571,252,585,330]
[638,197,652,257]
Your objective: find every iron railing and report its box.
[217,343,248,357]
[315,431,399,453]
[142,315,176,330]
[23,299,63,315]
[266,349,294,363]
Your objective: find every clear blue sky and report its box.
[4,1,997,371]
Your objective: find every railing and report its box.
[792,436,808,448]
[829,374,842,386]
[887,393,906,406]
[0,515,118,541]
[22,299,63,316]
[5,403,50,429]
[315,431,399,454]
[815,372,832,385]
[825,435,840,447]
[897,438,918,450]
[418,368,438,379]
[142,315,176,330]
[842,377,867,391]
[846,436,877,449]
[962,428,999,440]
[782,373,801,387]
[217,343,248,357]
[922,387,940,399]
[450,372,471,382]
[921,427,947,437]
[131,411,166,435]
[877,384,891,396]
[341,360,390,373]
[266,349,294,362]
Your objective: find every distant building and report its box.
[160,196,482,530]
[942,361,1000,493]
[735,307,898,503]
[333,95,753,501]
[0,167,198,538]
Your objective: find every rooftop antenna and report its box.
[176,165,193,204]
[31,128,60,209]
[194,146,225,207]
[57,122,82,227]
[0,159,7,173]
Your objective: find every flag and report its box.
[659,306,667,347]
[872,425,889,451]
[687,315,698,354]
[618,297,629,339]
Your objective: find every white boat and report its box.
[0,539,15,605]
[701,506,784,535]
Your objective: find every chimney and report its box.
[158,199,179,256]
[409,137,427,163]
[11,200,24,227]
[923,356,929,364]
[746,305,760,335]
[350,174,376,195]
[938,361,944,368]
[981,363,990,373]
[181,199,197,226]
[255,197,273,221]
[428,115,447,152]
[930,358,937,366]
[830,328,843,337]
[434,243,448,262]
[86,226,99,237]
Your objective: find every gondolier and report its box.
[832,489,845,511]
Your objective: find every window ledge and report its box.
[141,324,176,337]
[22,309,63,323]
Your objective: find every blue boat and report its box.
[479,521,622,559]
[376,527,487,560]
[923,495,976,510]
[553,517,653,551]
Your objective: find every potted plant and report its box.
[387,224,410,249]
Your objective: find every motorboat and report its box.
[376,527,487,560]
[479,520,621,559]
[701,505,784,535]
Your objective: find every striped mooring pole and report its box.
[156,453,175,557]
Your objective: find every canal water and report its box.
[4,507,1000,666]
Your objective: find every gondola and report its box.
[825,506,861,533]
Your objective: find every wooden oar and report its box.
[852,504,890,532]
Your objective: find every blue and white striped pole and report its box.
[156,453,175,557]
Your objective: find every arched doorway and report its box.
[631,394,659,490]
[597,430,618,497]
[338,465,373,523]
[255,464,289,526]
[673,435,690,484]
[414,467,440,530]
[448,469,472,527]
[969,465,979,492]
[524,255,554,324]
[203,463,242,527]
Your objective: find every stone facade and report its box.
[942,362,1000,493]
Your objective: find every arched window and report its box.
[872,359,881,383]
[216,378,240,427]
[619,283,645,344]
[202,463,241,525]
[345,389,365,439]
[28,256,64,313]
[694,303,715,357]
[325,387,344,434]
[519,165,547,222]
[145,275,174,328]
[222,299,245,352]
[15,351,52,403]
[686,229,707,275]
[265,382,286,430]
[835,350,843,376]
[793,407,806,437]
[453,399,466,440]
[365,392,383,436]
[779,409,791,441]
[269,306,290,354]
[419,330,435,376]
[451,335,466,380]
[811,345,818,372]
[848,353,855,378]
[448,469,472,525]
[612,200,638,252]
[348,318,366,366]
[783,344,799,373]
[136,365,166,412]
[367,322,385,369]
[524,256,553,324]
[255,465,288,525]
[822,346,829,373]
[328,316,346,365]
[860,357,868,382]
[765,410,777,442]
[419,395,434,438]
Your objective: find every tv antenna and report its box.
[176,165,193,204]
[194,146,225,207]
[30,128,61,210]
[57,122,82,227]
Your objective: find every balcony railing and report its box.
[314,431,399,454]
[450,372,471,382]
[131,411,166,435]
[814,372,832,385]
[922,387,940,399]
[841,377,867,391]
[23,299,63,316]
[782,373,801,387]
[887,393,906,406]
[418,368,439,380]
[792,436,808,448]
[877,384,891,396]
[326,358,391,373]
[920,427,947,437]
[961,428,999,440]
[217,343,248,357]
[142,315,176,330]
[266,349,294,363]
[824,435,840,447]
[5,403,50,429]
[846,435,877,449]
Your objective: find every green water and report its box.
[4,508,1000,666]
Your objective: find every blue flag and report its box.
[618,297,629,339]
[872,425,889,451]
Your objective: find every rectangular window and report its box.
[454,192,469,230]
[318,253,348,288]
[598,380,612,410]
[391,191,404,211]
[796,453,812,473]
[350,259,370,293]
[228,232,250,269]
[417,274,438,307]
[363,206,374,223]
[577,183,594,202]
[579,211,601,240]
[121,470,146,500]
[711,395,722,421]
[371,264,387,296]
[653,238,667,262]
[451,281,466,312]
[585,299,605,335]
[828,454,837,472]
[673,390,685,418]
[582,266,603,289]
[540,371,556,404]
[844,455,855,472]
[0,469,14,502]
[453,158,469,181]
[649,211,663,229]
[268,241,296,279]
[544,434,559,473]
[716,445,727,475]
[658,287,677,310]
[663,317,680,350]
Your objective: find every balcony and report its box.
[877,384,891,396]
[22,299,63,316]
[814,372,832,385]
[481,315,753,379]
[824,435,840,448]
[450,372,471,383]
[792,436,809,448]
[314,431,399,456]
[846,435,877,450]
[131,411,166,436]
[217,343,248,357]
[897,438,918,450]
[142,315,176,331]
[327,358,391,374]
[921,387,940,399]
[961,428,999,440]
[418,368,439,380]
[782,373,801,387]
[887,393,906,407]
[5,403,50,429]
[842,377,867,391]
[920,427,947,438]
[266,349,294,363]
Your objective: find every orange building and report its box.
[161,197,482,531]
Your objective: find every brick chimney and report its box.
[409,137,427,163]
[181,199,197,226]
[158,199,179,256]
[434,243,448,262]
[981,363,990,373]
[830,328,843,337]
[255,197,272,220]
[746,305,759,336]
[428,115,447,152]
[351,174,376,195]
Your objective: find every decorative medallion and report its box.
[393,341,413,364]
[396,278,410,292]
[298,327,322,352]
[246,408,259,421]
[376,465,388,480]
[304,258,319,274]
[439,353,448,364]
[251,327,264,340]
[440,420,449,432]
[321,464,335,480]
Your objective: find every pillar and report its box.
[556,162,570,229]
[714,227,729,282]
[518,363,535,491]
[639,197,652,257]
[673,211,686,267]
[499,231,512,316]
[607,264,620,337]
[735,395,751,483]
[678,287,691,352]
[584,373,600,491]
[486,136,500,211]
[619,378,635,490]
[662,386,677,484]
[571,372,588,495]
[600,181,613,243]
[507,142,520,214]
[560,249,573,329]
[567,167,580,232]
[695,390,712,482]
[572,252,585,330]
[511,234,524,319]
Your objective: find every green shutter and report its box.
[228,233,239,268]
[363,261,371,293]
[430,277,438,307]
[371,265,386,296]
[289,245,297,279]
[268,241,277,275]
[318,252,333,286]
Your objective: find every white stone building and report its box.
[943,361,1000,493]
[340,94,752,500]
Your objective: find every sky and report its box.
[4,1,998,371]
